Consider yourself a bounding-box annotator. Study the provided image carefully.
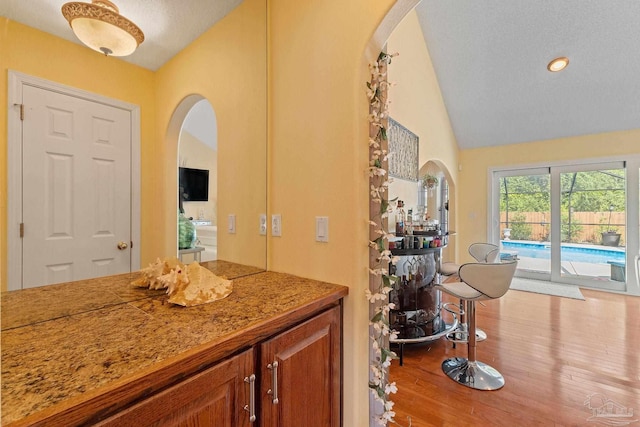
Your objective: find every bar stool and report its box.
[444,243,500,345]
[469,242,500,264]
[437,260,517,390]
[464,243,500,341]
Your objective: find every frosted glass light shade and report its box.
[62,0,144,57]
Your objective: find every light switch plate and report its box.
[272,214,282,237]
[228,214,236,234]
[316,216,329,242]
[259,214,267,235]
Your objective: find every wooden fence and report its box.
[500,211,626,245]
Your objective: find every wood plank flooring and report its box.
[389,288,640,427]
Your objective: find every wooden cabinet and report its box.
[260,305,341,427]
[96,305,341,426]
[97,349,255,427]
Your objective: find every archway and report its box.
[178,100,218,262]
[166,94,218,260]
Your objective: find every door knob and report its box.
[117,241,128,250]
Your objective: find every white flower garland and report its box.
[367,51,409,426]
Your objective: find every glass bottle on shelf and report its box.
[398,275,407,310]
[388,264,399,307]
[395,200,405,236]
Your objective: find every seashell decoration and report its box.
[132,258,233,307]
[132,257,182,289]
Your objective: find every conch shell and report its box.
[132,258,232,307]
[167,262,233,307]
[132,257,183,289]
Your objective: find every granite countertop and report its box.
[1,264,348,426]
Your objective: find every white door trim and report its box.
[7,70,141,290]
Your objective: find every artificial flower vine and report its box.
[367,51,409,426]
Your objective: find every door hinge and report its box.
[18,104,24,121]
[19,223,24,238]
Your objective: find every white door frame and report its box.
[7,71,141,290]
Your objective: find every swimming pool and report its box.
[501,241,626,264]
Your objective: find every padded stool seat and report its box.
[437,260,516,390]
[440,262,460,276]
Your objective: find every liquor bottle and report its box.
[388,264,399,310]
[397,275,406,311]
[395,200,405,236]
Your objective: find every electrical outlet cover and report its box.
[259,214,267,235]
[228,214,236,234]
[272,214,282,237]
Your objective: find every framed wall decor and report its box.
[388,118,419,181]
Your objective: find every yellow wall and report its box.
[268,0,394,424]
[458,130,640,262]
[386,10,460,261]
[388,11,458,183]
[0,19,156,291]
[1,0,267,289]
[155,0,267,268]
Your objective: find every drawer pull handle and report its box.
[267,361,279,404]
[243,374,256,422]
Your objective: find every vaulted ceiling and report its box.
[415,0,640,149]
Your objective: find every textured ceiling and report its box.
[0,0,243,70]
[415,0,640,149]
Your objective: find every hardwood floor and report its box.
[389,288,640,426]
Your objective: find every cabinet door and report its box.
[97,349,254,427]
[260,306,341,427]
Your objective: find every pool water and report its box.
[502,241,626,264]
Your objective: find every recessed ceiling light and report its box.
[547,57,569,72]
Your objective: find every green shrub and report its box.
[508,213,532,240]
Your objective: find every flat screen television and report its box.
[179,167,209,202]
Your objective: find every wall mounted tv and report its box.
[179,167,209,202]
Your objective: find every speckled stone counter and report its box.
[200,259,265,279]
[1,265,348,426]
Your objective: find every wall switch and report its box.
[259,214,267,235]
[228,214,236,234]
[272,214,282,237]
[316,216,329,242]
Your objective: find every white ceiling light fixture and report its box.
[61,0,144,57]
[547,57,570,72]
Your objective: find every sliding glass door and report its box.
[558,165,626,290]
[492,161,631,292]
[497,168,551,279]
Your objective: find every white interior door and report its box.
[20,85,132,288]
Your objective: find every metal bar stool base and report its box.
[446,327,487,344]
[442,357,505,390]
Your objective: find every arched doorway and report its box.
[178,100,218,262]
[166,95,218,261]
